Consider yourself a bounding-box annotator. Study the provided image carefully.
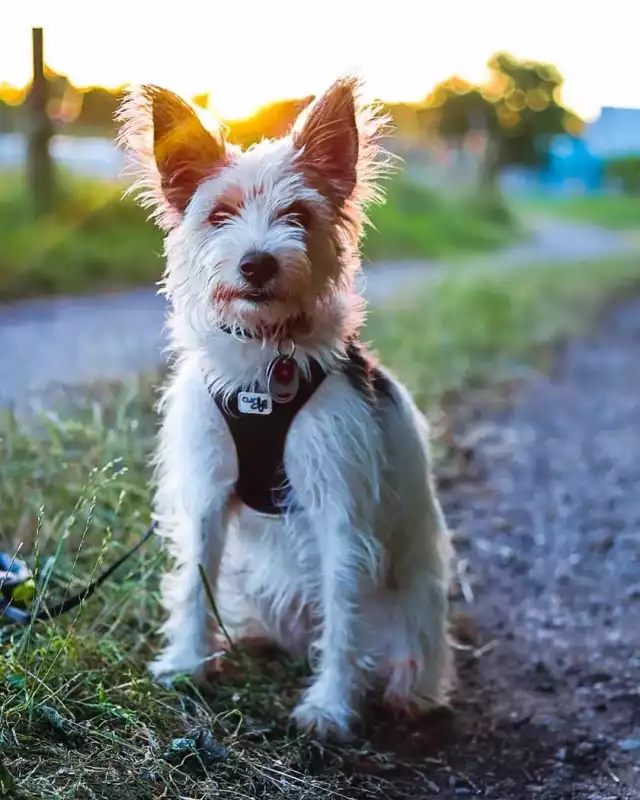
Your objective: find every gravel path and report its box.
[0,218,636,410]
[377,299,640,799]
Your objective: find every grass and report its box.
[519,192,640,230]
[0,174,163,302]
[366,254,640,409]
[2,254,640,798]
[0,171,518,303]
[363,179,518,263]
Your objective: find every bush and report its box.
[0,173,163,301]
[362,177,518,263]
[605,155,640,194]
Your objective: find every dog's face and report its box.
[118,78,387,334]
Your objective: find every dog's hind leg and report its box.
[376,405,454,714]
[377,562,453,715]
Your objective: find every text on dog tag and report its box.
[238,392,272,415]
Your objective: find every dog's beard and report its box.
[211,249,331,333]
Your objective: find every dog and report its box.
[117,76,453,740]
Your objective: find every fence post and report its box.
[26,27,55,216]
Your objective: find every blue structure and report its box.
[541,134,603,194]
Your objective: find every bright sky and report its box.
[1,0,639,121]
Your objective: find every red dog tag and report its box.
[266,356,299,404]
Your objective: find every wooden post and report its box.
[26,27,55,216]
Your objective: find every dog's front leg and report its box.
[288,377,381,740]
[150,361,236,685]
[151,501,229,684]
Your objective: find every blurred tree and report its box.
[75,87,121,133]
[26,28,55,217]
[192,92,209,110]
[425,76,490,140]
[426,52,582,188]
[0,84,25,132]
[227,96,313,148]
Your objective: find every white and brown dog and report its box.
[117,77,453,740]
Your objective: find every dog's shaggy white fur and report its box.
[117,77,453,740]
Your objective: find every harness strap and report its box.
[212,359,327,515]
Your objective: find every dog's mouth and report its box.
[213,285,278,305]
[239,289,277,304]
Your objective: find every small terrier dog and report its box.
[117,76,453,740]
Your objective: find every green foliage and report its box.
[363,177,518,262]
[605,156,640,194]
[0,172,163,301]
[424,76,489,141]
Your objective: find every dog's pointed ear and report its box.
[117,85,226,228]
[293,77,359,203]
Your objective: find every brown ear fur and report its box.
[117,85,226,229]
[293,77,359,204]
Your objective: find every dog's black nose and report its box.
[239,252,278,288]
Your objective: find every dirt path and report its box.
[1,218,637,411]
[370,299,640,799]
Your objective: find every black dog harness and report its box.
[210,331,393,517]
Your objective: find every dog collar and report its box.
[217,320,306,404]
[217,323,261,340]
[217,314,310,343]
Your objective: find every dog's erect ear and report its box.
[293,77,359,203]
[150,86,226,212]
[117,85,226,229]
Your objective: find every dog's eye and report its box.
[277,202,312,229]
[208,205,236,228]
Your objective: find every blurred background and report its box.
[0,2,639,401]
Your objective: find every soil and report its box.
[359,300,640,799]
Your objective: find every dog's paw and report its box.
[382,689,438,719]
[149,651,206,688]
[292,684,356,741]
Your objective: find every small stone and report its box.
[575,741,597,757]
[590,533,614,553]
[454,789,472,796]
[194,729,229,765]
[618,738,640,751]
[450,609,479,646]
[164,737,196,763]
[163,731,228,770]
[626,583,640,599]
